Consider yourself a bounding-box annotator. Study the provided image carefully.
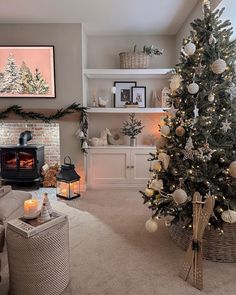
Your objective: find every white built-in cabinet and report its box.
[87,146,156,189]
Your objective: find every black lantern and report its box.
[56,156,80,200]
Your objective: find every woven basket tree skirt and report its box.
[6,219,70,295]
[169,221,236,263]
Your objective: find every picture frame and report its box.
[114,81,137,107]
[0,45,56,98]
[132,86,146,108]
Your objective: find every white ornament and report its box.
[221,209,236,223]
[173,189,188,204]
[158,152,170,170]
[187,82,199,94]
[221,118,231,133]
[150,179,163,192]
[193,105,199,118]
[82,141,88,149]
[160,125,170,136]
[145,188,154,197]
[78,130,85,138]
[229,161,236,178]
[169,74,183,92]
[184,42,196,56]
[209,34,217,45]
[211,58,227,74]
[182,136,196,161]
[208,93,215,102]
[145,218,158,233]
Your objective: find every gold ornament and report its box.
[173,189,188,204]
[145,188,154,197]
[175,126,185,137]
[184,42,196,56]
[153,161,162,171]
[187,82,199,94]
[211,58,227,74]
[160,125,170,136]
[145,218,158,233]
[221,209,236,223]
[229,161,236,178]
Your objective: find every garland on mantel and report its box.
[0,103,89,152]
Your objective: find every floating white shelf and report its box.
[87,107,169,114]
[88,145,156,149]
[83,68,173,79]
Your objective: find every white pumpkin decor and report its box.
[145,218,158,233]
[158,152,170,170]
[160,125,170,137]
[184,41,196,56]
[145,188,154,197]
[221,209,236,223]
[187,82,199,94]
[150,179,163,192]
[229,161,236,178]
[173,189,188,204]
[208,93,215,102]
[211,58,227,74]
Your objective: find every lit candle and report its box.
[24,199,38,216]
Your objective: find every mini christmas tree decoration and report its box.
[187,82,199,94]
[193,105,199,118]
[160,125,170,136]
[184,41,196,56]
[175,126,185,137]
[209,33,217,45]
[145,218,158,233]
[38,203,51,223]
[229,161,236,178]
[43,192,53,215]
[172,189,188,204]
[145,188,154,197]
[221,209,236,223]
[208,93,215,102]
[211,58,227,74]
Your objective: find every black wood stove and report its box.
[0,131,44,183]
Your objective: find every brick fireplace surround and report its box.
[0,122,60,166]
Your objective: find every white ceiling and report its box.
[0,0,199,35]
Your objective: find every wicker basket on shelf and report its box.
[119,51,150,69]
[168,220,236,263]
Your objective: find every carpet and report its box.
[1,189,236,295]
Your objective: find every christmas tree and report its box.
[142,0,236,232]
[0,53,23,94]
[32,68,49,95]
[18,61,35,94]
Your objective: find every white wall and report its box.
[87,35,176,69]
[175,0,222,62]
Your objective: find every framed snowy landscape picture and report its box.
[0,46,55,98]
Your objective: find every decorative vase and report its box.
[130,137,137,146]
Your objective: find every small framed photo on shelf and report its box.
[114,81,137,107]
[132,86,146,108]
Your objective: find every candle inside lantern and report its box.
[24,199,38,216]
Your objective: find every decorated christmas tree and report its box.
[18,61,35,94]
[141,0,236,233]
[32,68,49,95]
[0,53,22,94]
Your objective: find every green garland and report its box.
[0,103,88,152]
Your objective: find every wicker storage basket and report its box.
[168,221,236,263]
[119,52,150,69]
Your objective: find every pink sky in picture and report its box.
[0,47,55,96]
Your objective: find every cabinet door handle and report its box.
[130,165,134,169]
[126,165,130,169]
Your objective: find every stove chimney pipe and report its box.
[19,131,32,146]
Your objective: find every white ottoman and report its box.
[6,217,70,295]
